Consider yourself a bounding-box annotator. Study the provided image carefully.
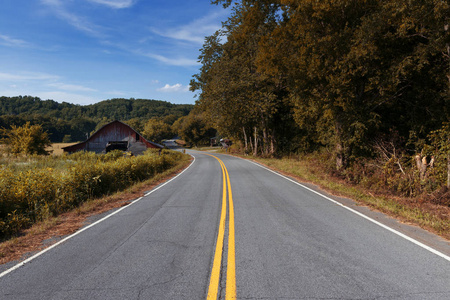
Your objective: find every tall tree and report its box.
[191,0,296,155]
[258,0,450,168]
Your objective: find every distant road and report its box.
[1,150,449,299]
[162,139,180,149]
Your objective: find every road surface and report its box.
[1,150,449,299]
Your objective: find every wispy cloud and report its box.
[149,12,224,44]
[47,82,97,92]
[0,34,31,48]
[143,52,199,67]
[39,91,99,105]
[87,0,136,9]
[157,83,190,93]
[0,72,59,81]
[41,0,104,37]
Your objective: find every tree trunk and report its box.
[263,127,268,155]
[415,154,428,181]
[249,131,254,154]
[253,126,258,156]
[242,127,248,153]
[270,135,275,155]
[335,119,347,170]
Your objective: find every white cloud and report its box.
[41,0,104,37]
[149,12,225,45]
[143,52,199,67]
[47,82,97,92]
[87,0,136,9]
[0,34,30,48]
[157,83,190,93]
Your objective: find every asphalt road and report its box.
[1,150,449,299]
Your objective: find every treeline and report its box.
[191,0,450,193]
[0,96,193,142]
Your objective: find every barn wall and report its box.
[87,122,138,153]
[63,121,162,155]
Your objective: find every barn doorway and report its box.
[105,141,129,153]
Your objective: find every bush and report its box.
[0,150,186,240]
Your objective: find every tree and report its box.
[142,118,174,143]
[191,0,296,156]
[427,122,450,188]
[125,118,145,133]
[257,0,450,168]
[175,112,216,147]
[0,122,51,155]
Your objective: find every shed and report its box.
[62,120,163,155]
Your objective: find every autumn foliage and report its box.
[0,150,185,240]
[191,0,450,194]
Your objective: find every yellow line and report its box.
[224,164,236,300]
[207,157,227,300]
[205,154,237,300]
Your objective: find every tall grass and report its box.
[0,149,187,239]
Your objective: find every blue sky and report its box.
[0,0,229,105]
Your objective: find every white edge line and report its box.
[247,160,450,262]
[0,155,196,278]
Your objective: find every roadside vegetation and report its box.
[188,0,449,238]
[0,149,190,241]
[1,0,449,259]
[250,152,450,240]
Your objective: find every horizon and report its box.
[2,94,196,107]
[0,0,229,106]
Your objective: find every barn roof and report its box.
[62,120,163,153]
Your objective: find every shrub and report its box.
[0,150,186,240]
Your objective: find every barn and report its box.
[62,120,163,155]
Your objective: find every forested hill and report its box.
[0,96,193,120]
[0,96,193,142]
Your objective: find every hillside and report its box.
[0,96,193,142]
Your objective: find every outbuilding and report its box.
[62,120,163,155]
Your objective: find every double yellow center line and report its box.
[206,154,236,300]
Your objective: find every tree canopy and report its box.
[0,122,51,156]
[0,97,193,142]
[192,0,450,167]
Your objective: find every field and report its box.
[46,143,78,156]
[0,149,190,240]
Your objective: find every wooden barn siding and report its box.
[86,122,138,153]
[64,121,160,155]
[63,121,161,154]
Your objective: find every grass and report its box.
[251,155,449,240]
[46,143,78,156]
[0,152,192,265]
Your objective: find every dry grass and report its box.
[46,143,78,156]
[252,156,450,240]
[0,157,192,265]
